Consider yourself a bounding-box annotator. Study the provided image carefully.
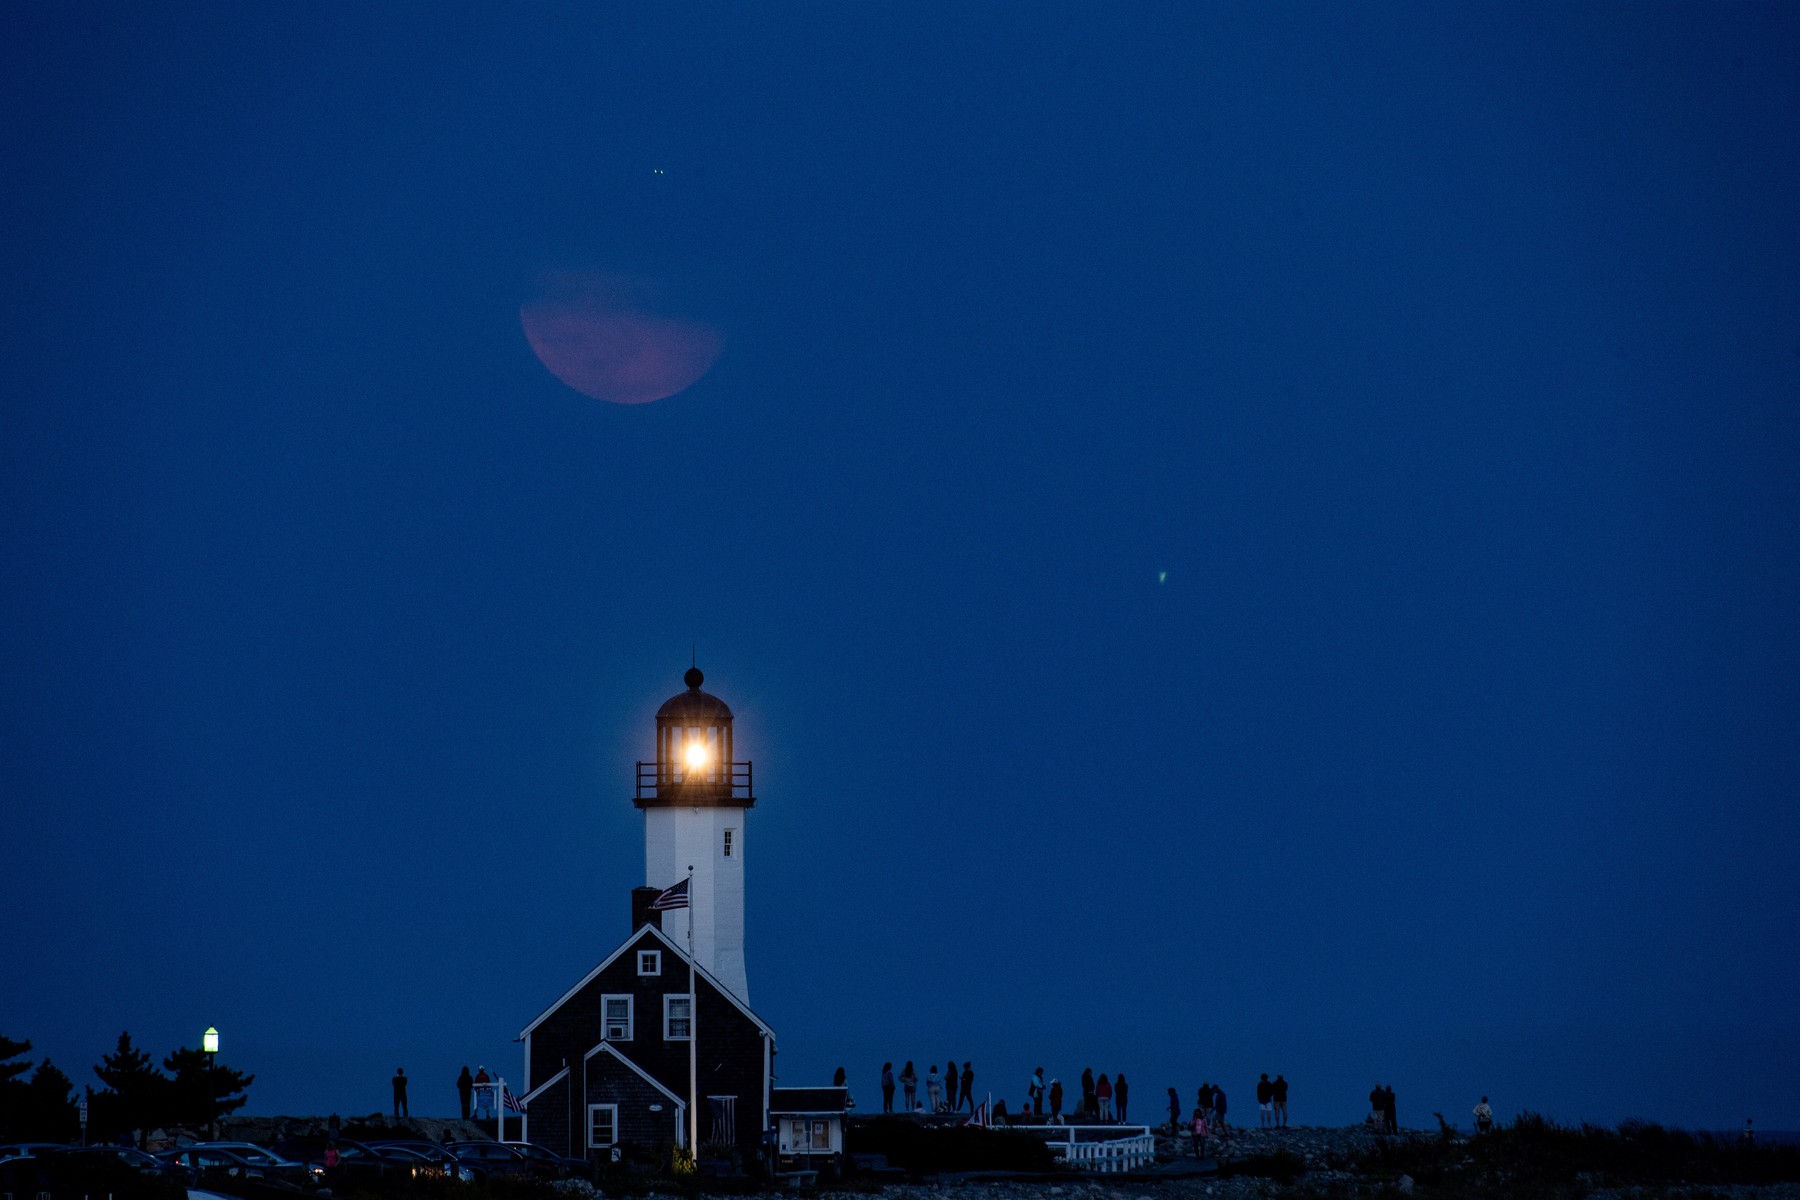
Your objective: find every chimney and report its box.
[630,887,664,933]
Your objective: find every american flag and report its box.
[649,878,690,911]
[963,1100,988,1128]
[503,1084,526,1114]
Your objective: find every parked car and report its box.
[444,1140,550,1179]
[189,1141,313,1183]
[268,1136,393,1185]
[362,1141,477,1182]
[502,1141,595,1181]
[0,1144,67,1159]
[156,1145,310,1189]
[44,1145,192,1183]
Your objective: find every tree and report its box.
[16,1060,80,1142]
[1,1039,79,1143]
[0,1033,33,1139]
[163,1045,253,1130]
[91,1032,169,1146]
[0,1035,29,1086]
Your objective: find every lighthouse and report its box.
[518,667,775,1159]
[635,666,755,1003]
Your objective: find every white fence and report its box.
[1024,1125,1157,1173]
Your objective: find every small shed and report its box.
[770,1087,848,1168]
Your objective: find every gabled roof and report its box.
[518,922,777,1041]
[583,1040,686,1108]
[522,1066,569,1106]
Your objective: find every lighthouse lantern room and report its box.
[635,666,756,1003]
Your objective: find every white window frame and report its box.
[637,950,661,977]
[601,993,633,1041]
[664,993,692,1041]
[586,1103,619,1148]
[722,828,735,858]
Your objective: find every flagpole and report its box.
[687,863,698,1157]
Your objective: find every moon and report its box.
[520,273,723,405]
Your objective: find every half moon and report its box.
[520,298,723,405]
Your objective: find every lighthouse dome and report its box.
[655,666,734,726]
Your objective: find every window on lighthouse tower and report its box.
[723,829,734,858]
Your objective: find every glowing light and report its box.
[684,742,710,771]
[1157,570,1168,584]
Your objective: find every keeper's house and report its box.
[517,668,776,1160]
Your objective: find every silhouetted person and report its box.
[1383,1084,1397,1133]
[1096,1073,1114,1120]
[457,1066,474,1120]
[960,1061,975,1111]
[393,1067,409,1118]
[1190,1108,1209,1159]
[1473,1096,1493,1133]
[1116,1073,1129,1121]
[945,1060,959,1111]
[880,1062,895,1113]
[1369,1083,1383,1127]
[1167,1087,1182,1134]
[900,1061,918,1112]
[1257,1073,1273,1127]
[328,1113,340,1141]
[1273,1074,1288,1128]
[1743,1118,1755,1146]
[1029,1067,1046,1116]
[926,1065,943,1112]
[1200,1082,1215,1118]
[1049,1078,1064,1121]
[1212,1082,1228,1132]
[1081,1068,1096,1117]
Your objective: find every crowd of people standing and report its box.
[851,1061,982,1115]
[857,1060,1152,1123]
[841,1060,1502,1156]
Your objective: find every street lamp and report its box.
[203,1028,219,1138]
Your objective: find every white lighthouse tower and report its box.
[635,666,755,1004]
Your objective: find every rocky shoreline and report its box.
[800,1124,1800,1200]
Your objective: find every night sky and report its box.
[4,3,1797,1133]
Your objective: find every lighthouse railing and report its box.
[1018,1125,1156,1173]
[636,760,754,803]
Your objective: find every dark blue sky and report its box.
[4,3,1797,1132]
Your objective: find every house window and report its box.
[638,950,661,977]
[722,829,734,858]
[602,994,633,1041]
[664,994,692,1040]
[587,1104,618,1148]
[811,1119,831,1147]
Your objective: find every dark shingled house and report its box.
[517,918,776,1160]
